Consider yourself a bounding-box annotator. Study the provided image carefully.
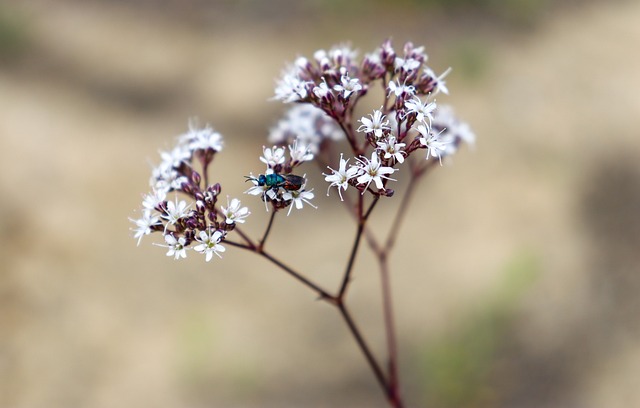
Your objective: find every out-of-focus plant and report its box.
[130,39,474,407]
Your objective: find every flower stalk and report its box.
[129,39,475,408]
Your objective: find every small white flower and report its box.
[190,128,223,152]
[404,97,436,126]
[424,67,451,95]
[142,189,167,211]
[179,119,224,152]
[221,197,250,224]
[289,139,314,163]
[376,136,406,164]
[433,105,476,147]
[163,234,188,260]
[333,74,362,98]
[159,145,191,169]
[417,124,449,165]
[357,109,390,139]
[193,230,226,262]
[394,57,421,72]
[313,49,329,65]
[274,65,309,103]
[162,197,190,227]
[268,104,342,154]
[282,189,317,216]
[260,146,286,167]
[388,80,415,98]
[149,162,175,193]
[329,43,358,64]
[313,80,332,99]
[245,178,278,212]
[130,210,160,246]
[356,152,396,191]
[324,154,360,201]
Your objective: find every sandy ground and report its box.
[1,0,639,407]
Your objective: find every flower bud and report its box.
[191,171,201,185]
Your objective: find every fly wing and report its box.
[282,174,305,190]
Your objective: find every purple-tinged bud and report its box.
[209,183,221,196]
[181,181,193,195]
[384,189,395,197]
[220,222,236,232]
[196,200,206,213]
[157,201,168,214]
[191,171,201,185]
[185,218,198,230]
[380,39,396,68]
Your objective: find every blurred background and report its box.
[1,0,639,407]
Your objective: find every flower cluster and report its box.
[130,121,250,260]
[245,141,317,215]
[272,39,475,200]
[268,104,343,154]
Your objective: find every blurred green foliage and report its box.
[420,251,540,407]
[322,0,551,27]
[447,39,491,82]
[0,7,31,61]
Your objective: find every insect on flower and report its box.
[245,173,306,192]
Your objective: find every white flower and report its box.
[179,119,224,152]
[260,146,286,167]
[394,57,421,72]
[324,154,360,201]
[388,80,415,98]
[417,124,449,164]
[333,74,362,98]
[130,210,160,246]
[142,189,167,211]
[274,65,309,103]
[245,178,279,212]
[221,197,250,224]
[282,189,317,216]
[163,234,188,260]
[314,49,329,65]
[404,96,436,126]
[193,230,226,262]
[376,136,406,164]
[161,197,190,227]
[149,162,176,193]
[159,145,191,169]
[190,128,223,152]
[313,80,332,99]
[357,109,390,139]
[424,67,451,95]
[433,105,476,145]
[356,152,396,191]
[329,43,358,64]
[289,139,314,163]
[268,104,343,154]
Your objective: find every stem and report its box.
[338,302,393,401]
[259,210,277,251]
[379,256,402,407]
[338,195,379,298]
[232,226,256,248]
[203,161,209,187]
[258,250,334,301]
[384,175,418,252]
